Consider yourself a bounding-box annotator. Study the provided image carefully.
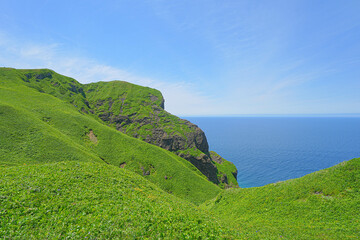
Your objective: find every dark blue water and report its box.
[184,117,360,188]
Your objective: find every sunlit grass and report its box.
[1,68,359,239]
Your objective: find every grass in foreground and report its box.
[0,68,221,205]
[0,161,241,239]
[202,157,360,239]
[1,67,360,239]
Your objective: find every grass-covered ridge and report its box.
[1,67,359,239]
[1,67,233,186]
[83,80,196,141]
[202,157,360,239]
[83,80,223,184]
[0,161,240,239]
[0,68,220,204]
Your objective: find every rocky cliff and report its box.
[83,81,222,184]
[15,69,238,186]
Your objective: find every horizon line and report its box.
[180,113,360,118]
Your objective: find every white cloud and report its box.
[153,81,219,115]
[0,33,215,115]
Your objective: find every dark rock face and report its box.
[211,152,224,164]
[82,84,233,185]
[219,173,228,185]
[24,72,53,80]
[210,151,238,187]
[68,83,86,97]
[137,122,218,183]
[92,107,219,182]
[141,123,209,153]
[178,152,219,184]
[95,110,217,181]
[14,70,237,187]
[232,169,238,180]
[36,72,53,80]
[184,121,209,153]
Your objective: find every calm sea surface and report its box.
[184,117,360,188]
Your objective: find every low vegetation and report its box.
[1,68,359,239]
[1,68,229,185]
[0,68,220,204]
[0,161,240,239]
[202,157,360,239]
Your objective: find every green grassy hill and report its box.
[1,67,359,239]
[82,81,229,185]
[0,68,221,204]
[0,68,237,186]
[0,161,240,239]
[202,157,360,239]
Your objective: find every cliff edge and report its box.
[10,68,238,187]
[82,81,238,186]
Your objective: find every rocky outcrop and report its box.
[95,106,218,182]
[178,152,219,184]
[22,72,237,186]
[24,72,53,80]
[210,151,239,187]
[81,82,228,184]
[211,152,224,164]
[140,121,209,153]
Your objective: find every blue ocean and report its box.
[185,117,360,188]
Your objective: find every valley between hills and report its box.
[0,68,359,239]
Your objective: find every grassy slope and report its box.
[15,68,202,150]
[0,68,220,204]
[84,80,164,117]
[202,158,360,239]
[210,151,238,188]
[84,81,197,142]
[6,68,228,185]
[0,161,241,239]
[84,81,219,183]
[1,68,359,239]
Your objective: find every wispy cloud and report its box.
[0,32,215,115]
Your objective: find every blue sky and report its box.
[0,0,359,115]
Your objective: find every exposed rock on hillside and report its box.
[13,69,238,186]
[210,151,239,188]
[82,81,223,183]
